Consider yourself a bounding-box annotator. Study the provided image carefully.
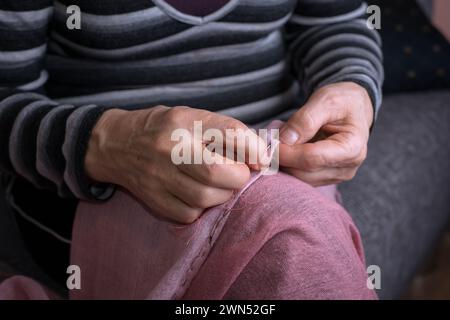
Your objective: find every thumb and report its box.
[280,99,339,145]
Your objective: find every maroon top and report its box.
[164,0,231,16]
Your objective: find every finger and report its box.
[279,95,347,146]
[284,166,358,187]
[178,148,251,190]
[226,128,269,170]
[203,116,269,170]
[147,190,204,224]
[280,131,366,171]
[167,169,234,209]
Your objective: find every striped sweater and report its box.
[0,0,383,201]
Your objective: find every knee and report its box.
[227,173,373,299]
[236,173,350,234]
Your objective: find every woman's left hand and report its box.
[279,82,374,186]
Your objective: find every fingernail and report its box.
[280,126,299,145]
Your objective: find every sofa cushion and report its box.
[372,0,450,93]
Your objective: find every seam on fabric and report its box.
[172,141,278,299]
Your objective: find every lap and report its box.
[183,173,374,299]
[72,172,374,299]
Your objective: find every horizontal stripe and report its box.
[0,27,47,51]
[0,7,53,30]
[48,59,287,94]
[0,1,51,12]
[56,71,294,111]
[53,2,191,49]
[302,34,382,66]
[304,47,384,82]
[50,59,287,98]
[305,62,378,94]
[0,91,47,109]
[306,58,378,88]
[50,15,290,59]
[0,60,42,86]
[290,3,367,25]
[293,0,363,17]
[54,1,166,31]
[305,58,382,88]
[46,31,284,86]
[18,70,49,91]
[57,0,154,15]
[289,19,381,58]
[0,44,46,64]
[53,16,189,50]
[219,82,300,123]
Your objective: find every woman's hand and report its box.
[279,82,374,186]
[85,106,267,224]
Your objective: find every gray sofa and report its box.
[340,90,450,299]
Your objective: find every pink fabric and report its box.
[70,173,266,300]
[0,275,58,300]
[0,175,373,301]
[70,173,374,300]
[0,173,371,301]
[0,120,375,299]
[184,174,373,299]
[68,120,374,299]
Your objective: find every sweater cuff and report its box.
[63,105,115,201]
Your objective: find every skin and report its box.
[85,106,268,224]
[85,82,374,223]
[279,82,374,186]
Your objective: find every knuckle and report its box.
[204,163,218,181]
[196,188,214,208]
[302,157,318,171]
[355,148,368,165]
[152,105,169,113]
[347,142,367,166]
[324,91,342,107]
[164,106,189,126]
[298,109,316,132]
[344,138,363,160]
[341,169,357,181]
[347,83,367,101]
[224,119,247,132]
[347,171,356,180]
[153,134,170,154]
[301,147,323,171]
[143,164,156,180]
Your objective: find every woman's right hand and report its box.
[84,106,267,224]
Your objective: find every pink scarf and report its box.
[0,122,375,299]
